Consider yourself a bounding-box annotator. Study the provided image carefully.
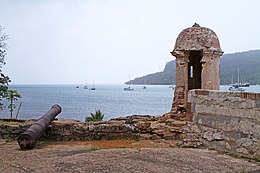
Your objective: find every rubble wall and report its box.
[184,89,260,159]
[0,115,186,141]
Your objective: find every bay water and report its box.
[1,85,173,121]
[1,84,259,121]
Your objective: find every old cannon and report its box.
[17,104,62,149]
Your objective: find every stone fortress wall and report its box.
[0,115,185,142]
[183,89,260,159]
[1,89,259,160]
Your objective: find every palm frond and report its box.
[85,109,104,122]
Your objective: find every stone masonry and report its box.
[170,23,223,114]
[0,115,186,141]
[182,89,260,159]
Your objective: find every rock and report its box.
[125,124,136,131]
[88,124,95,132]
[236,138,253,148]
[212,132,223,140]
[203,131,223,141]
[136,121,151,130]
[150,122,166,130]
[236,148,249,155]
[153,129,168,136]
[239,120,255,134]
[166,119,187,127]
[139,133,153,139]
[191,124,201,133]
[169,127,182,133]
[226,142,232,150]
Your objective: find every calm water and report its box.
[1,85,174,121]
[1,84,259,121]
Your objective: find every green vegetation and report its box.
[126,50,260,85]
[4,136,13,143]
[4,90,22,118]
[0,26,11,110]
[0,26,22,118]
[220,50,260,85]
[85,110,104,122]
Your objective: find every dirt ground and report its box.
[0,139,259,173]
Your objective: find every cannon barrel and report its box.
[17,104,62,149]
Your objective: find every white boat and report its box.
[229,86,245,92]
[232,82,250,87]
[124,74,134,91]
[124,86,134,91]
[229,69,246,92]
[229,69,249,89]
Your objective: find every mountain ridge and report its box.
[126,50,260,85]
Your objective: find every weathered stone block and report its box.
[203,131,223,141]
[195,105,260,121]
[236,148,249,155]
[239,120,256,135]
[136,121,151,130]
[256,99,260,109]
[191,124,201,133]
[166,119,187,127]
[236,138,253,148]
[150,122,166,130]
[224,131,248,140]
[225,142,232,150]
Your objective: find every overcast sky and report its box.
[0,0,259,84]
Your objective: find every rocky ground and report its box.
[0,139,259,173]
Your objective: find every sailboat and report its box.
[230,72,250,87]
[142,77,147,89]
[229,85,245,92]
[124,74,134,91]
[229,69,246,92]
[83,78,88,89]
[124,86,134,91]
[90,79,96,90]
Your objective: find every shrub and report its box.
[4,89,21,118]
[85,110,104,122]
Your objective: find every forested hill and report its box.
[125,50,260,85]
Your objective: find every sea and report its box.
[1,84,260,121]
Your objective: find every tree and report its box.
[85,110,104,122]
[0,26,11,110]
[4,89,21,118]
[0,26,21,118]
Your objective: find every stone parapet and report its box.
[0,115,186,141]
[184,89,260,159]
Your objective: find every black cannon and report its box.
[17,104,62,149]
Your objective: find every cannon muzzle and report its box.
[17,104,62,149]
